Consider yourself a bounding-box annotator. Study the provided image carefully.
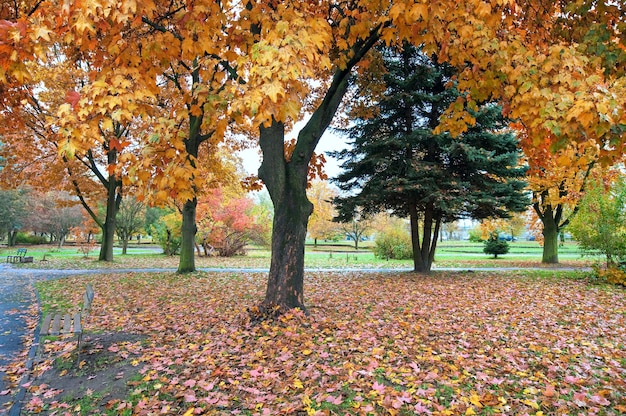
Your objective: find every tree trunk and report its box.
[409,203,426,272]
[255,31,379,314]
[409,202,440,273]
[98,149,122,262]
[98,193,117,261]
[9,230,17,247]
[263,188,312,312]
[258,121,313,313]
[178,198,197,273]
[57,234,66,249]
[542,214,559,263]
[122,238,128,255]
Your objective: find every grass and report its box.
[1,240,600,271]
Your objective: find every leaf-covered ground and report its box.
[23,271,626,415]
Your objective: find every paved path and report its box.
[0,265,46,414]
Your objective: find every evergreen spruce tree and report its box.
[332,44,528,273]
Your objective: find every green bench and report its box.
[6,247,31,263]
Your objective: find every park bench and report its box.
[39,283,95,353]
[6,248,31,263]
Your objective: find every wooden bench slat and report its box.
[51,314,62,336]
[63,314,72,334]
[39,284,94,361]
[73,313,82,334]
[40,314,52,336]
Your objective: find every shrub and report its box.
[374,228,413,260]
[483,232,509,258]
[15,232,48,245]
[594,265,626,287]
[150,213,182,256]
[468,228,484,243]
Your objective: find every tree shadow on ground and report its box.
[22,332,146,415]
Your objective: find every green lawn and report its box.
[0,240,600,270]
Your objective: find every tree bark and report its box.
[541,211,559,263]
[178,198,198,273]
[258,121,313,312]
[57,234,66,249]
[534,197,560,264]
[99,190,117,261]
[409,202,440,273]
[98,159,121,261]
[177,72,206,273]
[257,30,382,314]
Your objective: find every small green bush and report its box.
[468,228,484,243]
[483,232,509,258]
[15,232,48,245]
[150,212,182,256]
[374,228,413,260]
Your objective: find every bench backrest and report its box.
[16,248,27,255]
[83,283,95,315]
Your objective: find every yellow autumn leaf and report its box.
[262,82,284,103]
[469,393,483,408]
[293,378,304,389]
[522,399,540,409]
[101,118,113,131]
[30,26,53,42]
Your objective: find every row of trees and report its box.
[0,186,270,258]
[1,0,624,312]
[307,44,624,274]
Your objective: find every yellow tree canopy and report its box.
[0,0,622,152]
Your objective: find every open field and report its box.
[21,270,626,415]
[0,241,601,271]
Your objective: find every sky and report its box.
[237,120,348,180]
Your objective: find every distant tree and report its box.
[196,187,270,257]
[524,141,598,263]
[374,226,413,260]
[483,232,510,259]
[307,180,342,246]
[478,215,526,241]
[151,212,182,256]
[116,197,146,254]
[569,173,626,266]
[441,221,460,241]
[0,188,29,246]
[250,190,274,248]
[145,207,169,240]
[47,204,85,248]
[338,211,373,250]
[333,44,528,273]
[26,191,84,246]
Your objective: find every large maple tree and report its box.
[1,0,625,313]
[524,139,600,263]
[231,0,625,312]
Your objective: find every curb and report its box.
[9,286,43,416]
